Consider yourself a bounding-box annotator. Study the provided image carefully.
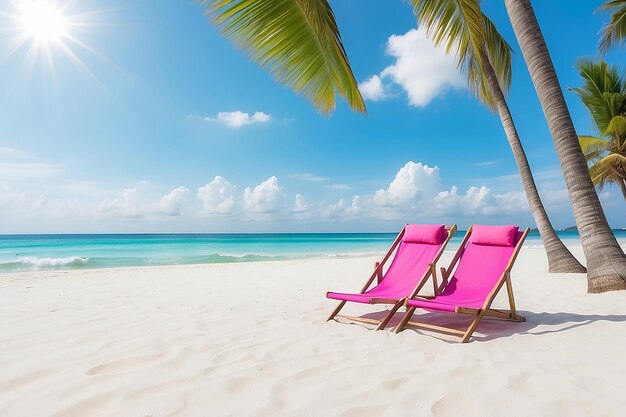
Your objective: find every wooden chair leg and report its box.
[505,276,524,321]
[327,300,347,321]
[460,311,485,343]
[393,307,416,333]
[375,301,403,331]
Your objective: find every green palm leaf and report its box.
[590,153,626,188]
[606,115,626,136]
[570,59,625,133]
[598,0,626,53]
[579,135,609,165]
[482,16,512,94]
[202,0,365,115]
[408,0,512,110]
[572,57,626,199]
[607,115,626,153]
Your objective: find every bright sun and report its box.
[18,1,68,43]
[2,0,97,75]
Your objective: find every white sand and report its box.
[1,247,626,417]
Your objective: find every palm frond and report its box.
[597,0,626,53]
[579,135,609,165]
[408,0,512,110]
[606,115,626,153]
[607,115,626,135]
[202,0,364,115]
[589,153,626,189]
[570,58,625,133]
[482,16,513,94]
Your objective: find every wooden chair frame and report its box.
[393,227,530,343]
[327,224,457,331]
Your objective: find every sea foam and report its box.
[0,256,91,271]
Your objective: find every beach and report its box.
[1,245,625,417]
[3,0,625,415]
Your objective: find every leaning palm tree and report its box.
[571,59,626,200]
[598,0,626,53]
[410,0,586,273]
[504,0,626,292]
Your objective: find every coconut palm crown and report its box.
[571,59,626,199]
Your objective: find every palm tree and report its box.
[571,59,626,200]
[202,0,584,272]
[504,0,626,292]
[410,0,586,273]
[598,0,626,53]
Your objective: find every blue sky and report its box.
[0,0,623,233]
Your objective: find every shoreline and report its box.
[3,231,626,273]
[2,241,619,275]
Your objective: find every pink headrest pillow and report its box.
[470,225,519,247]
[403,224,446,245]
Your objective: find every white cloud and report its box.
[358,75,390,101]
[431,186,532,217]
[100,186,188,218]
[317,196,363,219]
[197,176,237,214]
[293,193,309,213]
[203,111,271,128]
[346,196,362,216]
[1,145,623,232]
[290,173,329,182]
[540,188,570,210]
[471,160,499,168]
[0,147,62,182]
[360,27,464,107]
[100,188,145,218]
[320,198,347,218]
[344,161,535,221]
[243,176,284,213]
[434,186,497,216]
[0,187,27,212]
[153,186,188,216]
[290,173,350,191]
[494,191,530,214]
[0,147,27,158]
[374,161,440,207]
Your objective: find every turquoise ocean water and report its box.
[0,231,624,272]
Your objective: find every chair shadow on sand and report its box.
[336,309,626,343]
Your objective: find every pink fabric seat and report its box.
[406,230,523,312]
[327,225,448,305]
[394,225,529,342]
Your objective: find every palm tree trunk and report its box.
[620,180,626,201]
[479,50,586,273]
[504,0,626,293]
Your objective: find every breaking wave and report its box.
[0,256,92,271]
[193,254,291,263]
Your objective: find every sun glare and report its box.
[18,1,68,43]
[1,0,100,78]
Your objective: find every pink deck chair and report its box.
[394,225,529,342]
[326,224,456,330]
